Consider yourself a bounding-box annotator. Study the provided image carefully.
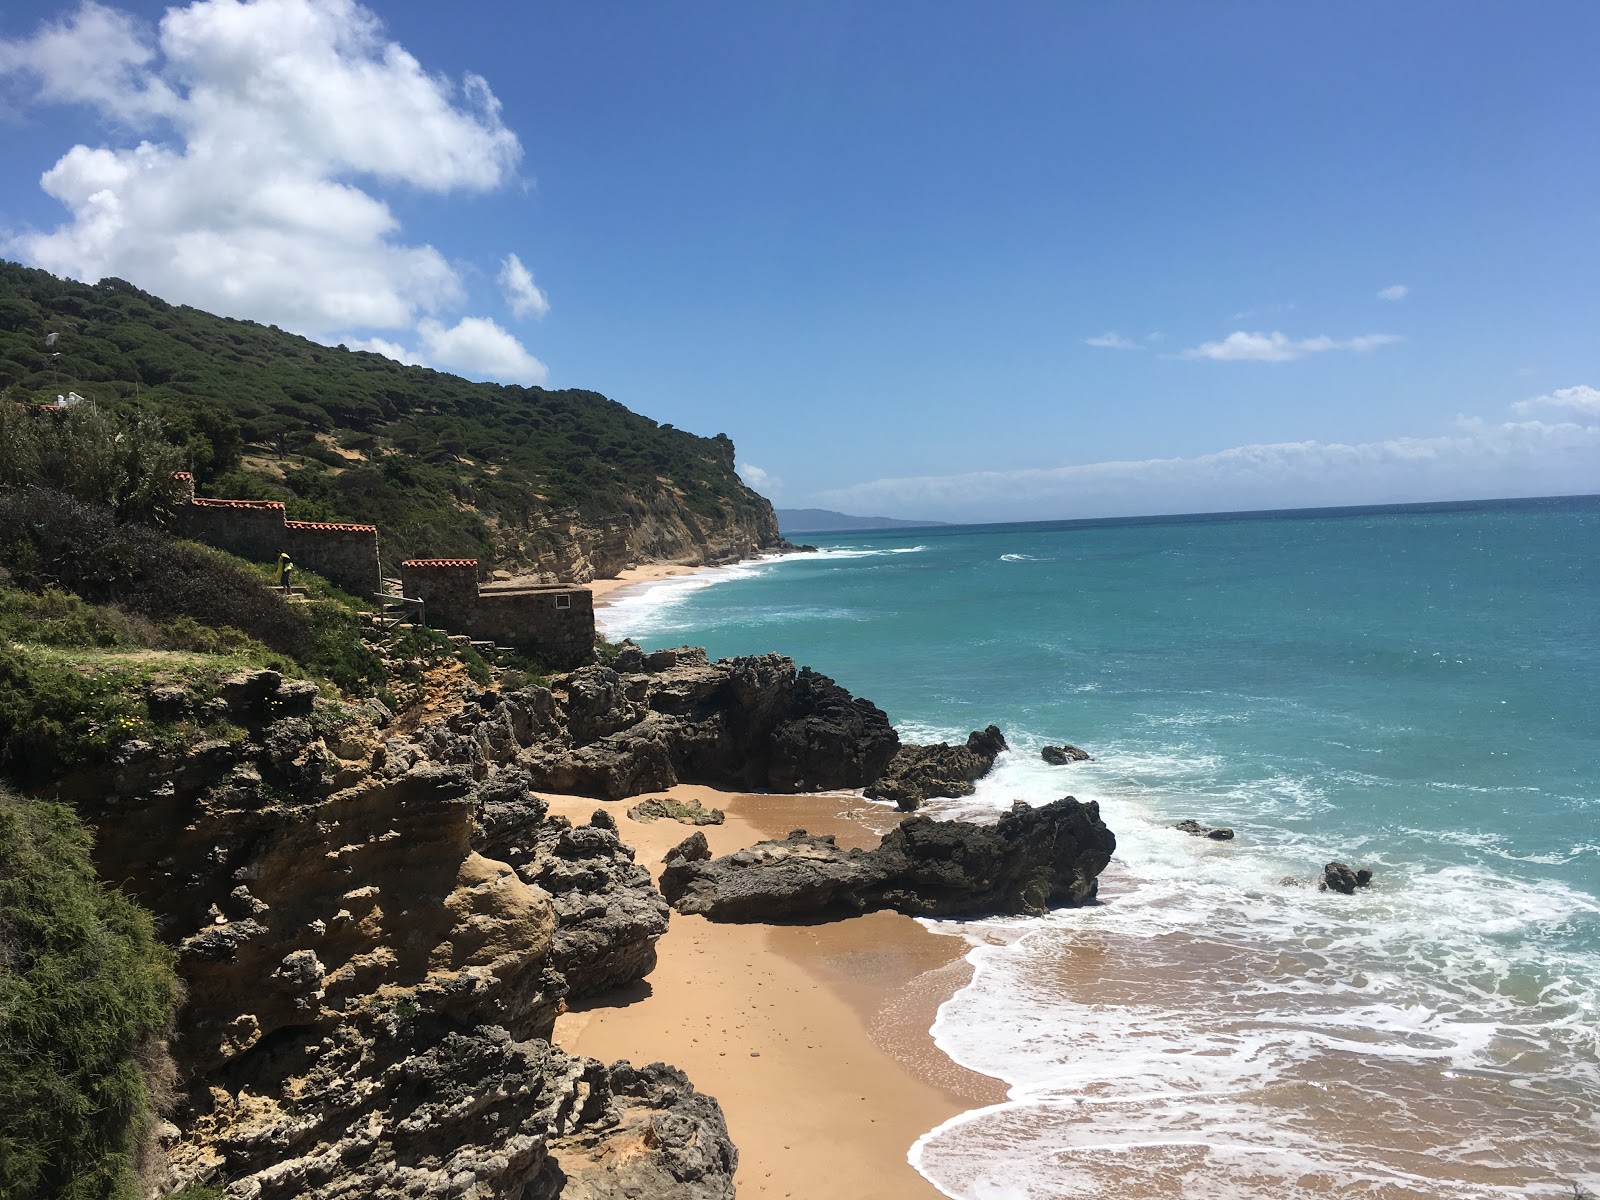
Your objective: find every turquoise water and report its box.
[601,497,1600,1199]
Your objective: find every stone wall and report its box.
[400,559,595,668]
[174,473,381,598]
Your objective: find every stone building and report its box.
[399,559,595,668]
[173,473,381,598]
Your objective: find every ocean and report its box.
[598,497,1600,1199]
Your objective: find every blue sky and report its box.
[2,0,1597,521]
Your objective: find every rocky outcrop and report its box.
[55,669,726,1199]
[520,651,900,799]
[628,796,726,825]
[1320,862,1374,894]
[170,1019,735,1200]
[864,725,1008,811]
[660,797,1116,922]
[1174,819,1235,840]
[1041,744,1092,765]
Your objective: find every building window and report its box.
[555,594,571,609]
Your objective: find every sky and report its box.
[1,0,1597,523]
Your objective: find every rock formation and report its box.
[1173,818,1235,840]
[519,650,900,799]
[660,797,1116,922]
[1320,861,1375,894]
[55,670,732,1198]
[1041,744,1093,765]
[864,725,1008,811]
[628,796,726,825]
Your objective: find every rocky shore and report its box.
[53,644,1113,1198]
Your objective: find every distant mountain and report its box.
[777,508,948,534]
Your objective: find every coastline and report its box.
[547,784,1004,1200]
[586,561,716,605]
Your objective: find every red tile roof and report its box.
[191,497,285,511]
[401,558,479,569]
[285,519,377,533]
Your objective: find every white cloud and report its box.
[342,321,546,384]
[415,317,547,385]
[498,253,550,320]
[1085,331,1138,350]
[1377,284,1410,302]
[0,0,525,339]
[1181,330,1403,362]
[817,390,1600,523]
[737,462,780,495]
[1510,385,1600,421]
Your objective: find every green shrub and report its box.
[0,789,178,1200]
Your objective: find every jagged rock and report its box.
[1041,744,1092,765]
[551,1061,739,1200]
[628,796,725,826]
[167,1020,735,1200]
[1173,819,1235,840]
[466,772,669,1000]
[521,653,899,798]
[864,725,1008,811]
[1320,862,1374,894]
[661,797,1115,922]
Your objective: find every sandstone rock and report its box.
[864,725,1008,811]
[1320,862,1374,894]
[1041,744,1093,765]
[1173,818,1235,840]
[661,797,1116,922]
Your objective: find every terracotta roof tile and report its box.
[191,497,285,511]
[401,558,479,569]
[285,520,377,533]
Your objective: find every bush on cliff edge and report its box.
[0,788,178,1200]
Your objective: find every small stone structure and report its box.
[174,473,381,598]
[400,558,595,668]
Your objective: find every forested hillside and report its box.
[0,261,779,574]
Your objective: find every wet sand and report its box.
[547,785,1004,1200]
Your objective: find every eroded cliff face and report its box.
[60,672,732,1199]
[490,489,783,583]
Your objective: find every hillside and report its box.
[776,507,948,533]
[0,261,780,578]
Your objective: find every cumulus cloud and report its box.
[342,317,549,385]
[1377,284,1409,301]
[1181,330,1403,362]
[498,253,549,320]
[816,390,1600,523]
[0,0,532,347]
[1085,331,1138,350]
[737,462,780,495]
[1510,385,1600,421]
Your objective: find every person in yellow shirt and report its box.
[276,551,294,593]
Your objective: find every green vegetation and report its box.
[0,260,773,567]
[0,788,178,1200]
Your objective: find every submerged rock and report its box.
[1173,818,1235,840]
[865,725,1008,811]
[1041,744,1093,765]
[660,796,1116,922]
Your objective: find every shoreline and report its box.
[547,784,1004,1200]
[585,560,718,605]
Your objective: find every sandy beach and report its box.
[547,784,1004,1200]
[585,561,714,604]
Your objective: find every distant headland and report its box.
[776,507,949,534]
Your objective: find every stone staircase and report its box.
[362,577,523,667]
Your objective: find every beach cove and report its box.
[594,498,1600,1200]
